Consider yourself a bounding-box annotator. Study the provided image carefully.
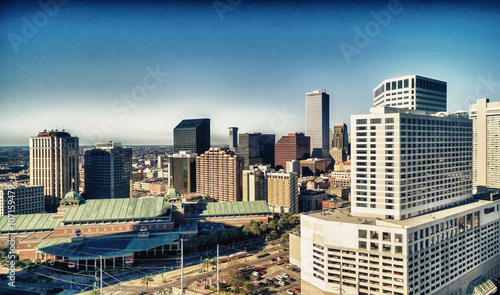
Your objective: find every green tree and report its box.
[141,275,154,292]
[269,230,278,240]
[259,222,268,233]
[280,233,289,243]
[242,226,252,237]
[268,220,277,231]
[202,258,210,273]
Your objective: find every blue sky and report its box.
[1,0,500,146]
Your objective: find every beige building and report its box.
[30,130,79,211]
[267,170,298,214]
[196,147,240,202]
[469,98,500,193]
[242,165,273,202]
[0,184,44,215]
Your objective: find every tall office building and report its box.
[228,127,238,152]
[0,184,44,215]
[267,170,298,214]
[469,98,500,193]
[373,75,447,113]
[84,142,132,199]
[30,130,79,211]
[351,107,472,220]
[242,165,273,202]
[173,118,210,155]
[295,106,500,295]
[331,123,349,163]
[238,133,275,169]
[274,133,310,170]
[305,90,330,158]
[169,151,197,195]
[196,147,240,202]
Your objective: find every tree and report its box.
[202,258,210,273]
[242,226,252,237]
[141,275,154,292]
[269,230,278,240]
[280,233,289,244]
[268,220,277,231]
[259,222,268,233]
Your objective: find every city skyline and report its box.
[1,0,500,146]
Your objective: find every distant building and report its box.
[84,142,132,199]
[169,151,197,195]
[242,165,273,202]
[267,170,298,214]
[228,127,238,152]
[373,75,447,113]
[274,133,310,170]
[300,158,331,177]
[286,160,300,175]
[173,118,210,155]
[330,170,351,186]
[196,147,240,202]
[299,189,329,213]
[305,90,330,158]
[469,98,500,193]
[238,133,275,169]
[30,130,79,211]
[0,184,44,215]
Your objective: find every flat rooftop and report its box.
[303,199,499,229]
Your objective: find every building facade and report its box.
[274,133,310,170]
[173,118,210,155]
[238,133,275,169]
[29,130,79,211]
[84,142,132,199]
[267,170,298,214]
[196,147,240,202]
[373,75,447,113]
[351,107,473,221]
[242,165,273,202]
[228,127,238,152]
[169,151,197,195]
[306,90,330,158]
[0,184,44,215]
[299,189,329,213]
[469,98,500,193]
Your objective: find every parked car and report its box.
[259,270,266,275]
[281,272,289,278]
[275,275,282,280]
[252,271,260,277]
[294,287,301,293]
[286,289,294,295]
[279,280,286,286]
[286,264,293,269]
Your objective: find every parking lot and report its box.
[242,261,301,295]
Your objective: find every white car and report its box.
[275,275,282,280]
[252,271,259,277]
[281,272,289,278]
[286,289,294,295]
[279,280,286,286]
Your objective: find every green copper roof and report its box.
[64,190,79,201]
[0,213,61,232]
[184,201,270,217]
[36,233,180,259]
[62,198,165,223]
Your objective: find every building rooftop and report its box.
[303,199,498,229]
[184,201,270,218]
[174,118,210,129]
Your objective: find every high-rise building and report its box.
[228,127,238,152]
[84,142,132,199]
[196,147,240,202]
[331,123,349,163]
[267,170,298,214]
[242,165,273,202]
[469,98,500,193]
[373,75,447,113]
[238,133,275,169]
[305,90,330,158]
[274,133,310,170]
[30,130,79,211]
[0,184,44,215]
[173,118,210,155]
[169,151,197,195]
[351,107,472,220]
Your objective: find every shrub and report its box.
[256,252,270,258]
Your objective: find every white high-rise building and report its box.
[351,107,473,221]
[306,90,330,158]
[29,130,79,211]
[242,165,273,202]
[373,75,447,113]
[469,98,500,193]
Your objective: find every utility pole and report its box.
[100,255,103,295]
[181,238,184,295]
[217,244,220,295]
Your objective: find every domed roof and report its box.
[65,189,80,201]
[165,187,179,199]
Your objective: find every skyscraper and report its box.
[173,118,210,155]
[84,142,132,199]
[373,75,447,113]
[274,133,310,170]
[331,123,350,163]
[469,98,500,193]
[228,127,238,152]
[351,107,472,220]
[267,170,298,214]
[238,133,275,169]
[305,90,330,158]
[30,130,79,211]
[169,151,197,195]
[242,165,272,202]
[0,184,44,215]
[196,147,240,202]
